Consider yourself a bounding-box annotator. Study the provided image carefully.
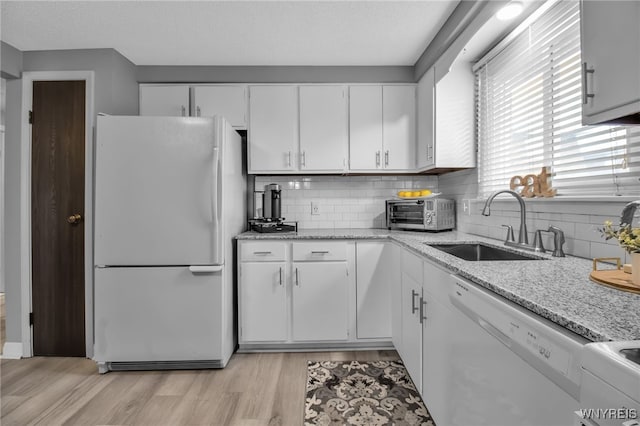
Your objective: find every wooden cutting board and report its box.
[590,258,640,294]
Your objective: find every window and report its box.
[475,0,640,197]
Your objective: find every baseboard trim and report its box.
[2,342,23,359]
[238,341,394,353]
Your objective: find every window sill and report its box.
[475,195,639,203]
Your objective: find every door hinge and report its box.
[29,312,34,326]
[28,110,33,124]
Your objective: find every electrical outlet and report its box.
[311,201,320,215]
[462,199,471,216]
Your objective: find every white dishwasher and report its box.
[447,275,588,426]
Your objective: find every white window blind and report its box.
[476,0,640,197]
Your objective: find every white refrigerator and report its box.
[93,115,245,373]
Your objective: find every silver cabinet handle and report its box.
[301,151,306,167]
[376,150,381,167]
[427,145,434,161]
[181,105,186,117]
[287,151,292,168]
[411,290,419,314]
[196,106,201,117]
[420,298,427,323]
[253,251,272,255]
[295,268,299,286]
[582,62,595,105]
[279,267,283,286]
[311,251,329,254]
[384,150,389,167]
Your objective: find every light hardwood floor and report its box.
[1,349,399,425]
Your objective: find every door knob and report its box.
[67,214,82,224]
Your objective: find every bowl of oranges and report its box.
[396,189,441,199]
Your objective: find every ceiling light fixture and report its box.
[496,1,524,21]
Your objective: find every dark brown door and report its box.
[31,80,86,356]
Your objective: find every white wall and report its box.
[255,175,438,229]
[439,168,635,261]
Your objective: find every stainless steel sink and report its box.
[426,243,543,261]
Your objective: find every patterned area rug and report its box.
[304,360,435,425]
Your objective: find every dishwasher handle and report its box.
[477,318,512,348]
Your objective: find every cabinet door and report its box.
[420,263,453,422]
[349,86,383,171]
[292,262,349,341]
[400,271,423,393]
[239,262,288,342]
[139,85,190,117]
[581,1,640,124]
[193,86,247,128]
[248,86,298,173]
[416,68,435,169]
[383,86,416,170]
[355,242,395,339]
[434,64,475,169]
[299,86,348,171]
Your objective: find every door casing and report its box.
[20,71,95,358]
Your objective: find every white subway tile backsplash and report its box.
[255,175,437,230]
[568,238,590,258]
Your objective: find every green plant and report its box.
[600,221,640,254]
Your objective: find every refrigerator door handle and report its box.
[211,142,222,264]
[189,265,223,273]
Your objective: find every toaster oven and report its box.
[386,198,455,231]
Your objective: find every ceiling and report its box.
[1,1,461,66]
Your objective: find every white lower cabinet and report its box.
[398,249,424,393]
[239,240,395,348]
[355,242,397,339]
[393,246,456,424]
[239,261,288,342]
[292,261,349,341]
[420,261,453,424]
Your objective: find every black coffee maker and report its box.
[263,183,282,221]
[250,184,296,233]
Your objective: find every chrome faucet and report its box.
[620,200,640,228]
[482,190,529,245]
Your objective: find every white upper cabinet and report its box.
[299,85,348,172]
[349,85,416,172]
[246,84,416,174]
[416,68,435,169]
[382,86,416,170]
[248,85,299,173]
[139,84,248,127]
[581,0,640,124]
[416,63,475,172]
[349,86,384,171]
[139,85,190,117]
[192,86,247,128]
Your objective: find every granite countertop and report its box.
[237,228,640,343]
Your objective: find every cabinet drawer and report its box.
[292,241,347,261]
[401,249,423,283]
[240,242,287,261]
